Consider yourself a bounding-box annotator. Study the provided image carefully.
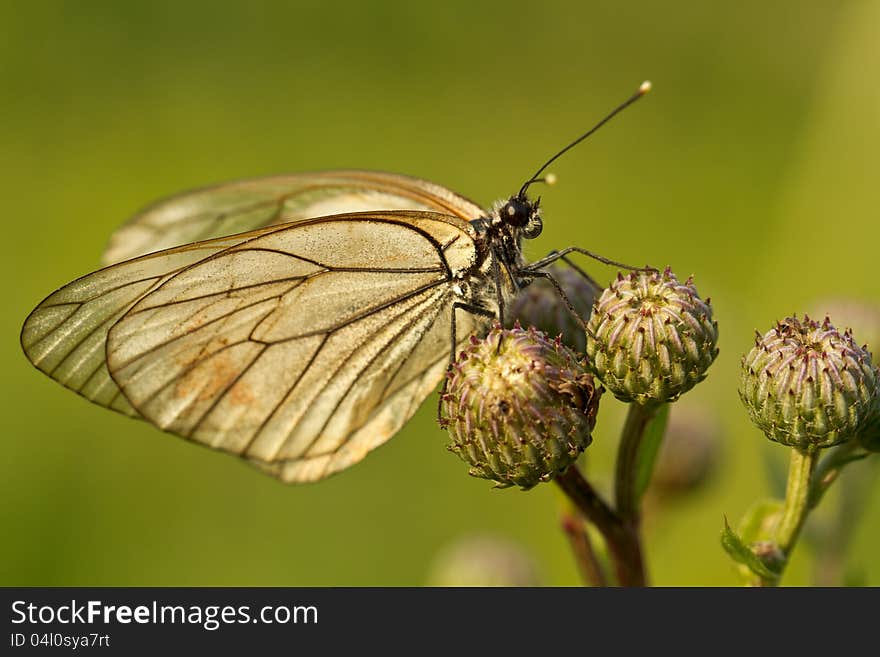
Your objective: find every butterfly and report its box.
[20,82,650,483]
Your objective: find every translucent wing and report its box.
[103,170,486,264]
[24,211,490,482]
[21,226,289,417]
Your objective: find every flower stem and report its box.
[808,440,861,509]
[615,402,661,522]
[757,447,817,586]
[560,511,609,587]
[776,447,817,555]
[556,466,646,586]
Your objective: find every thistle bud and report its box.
[508,265,599,352]
[809,299,880,452]
[739,316,880,449]
[585,267,719,405]
[439,324,602,490]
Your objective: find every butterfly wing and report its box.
[23,211,491,482]
[103,170,486,264]
[21,228,286,417]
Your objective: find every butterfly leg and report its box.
[522,269,590,330]
[525,250,603,297]
[436,301,496,427]
[491,249,508,326]
[523,246,644,272]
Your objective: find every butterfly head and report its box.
[495,194,543,240]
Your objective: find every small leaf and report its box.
[634,403,670,499]
[720,517,780,580]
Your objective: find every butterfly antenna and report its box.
[518,80,651,199]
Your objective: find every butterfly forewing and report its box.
[103,171,486,264]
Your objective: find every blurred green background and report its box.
[2,1,878,586]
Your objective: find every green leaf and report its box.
[633,403,670,499]
[720,517,780,580]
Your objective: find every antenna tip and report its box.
[639,80,652,95]
[544,172,558,186]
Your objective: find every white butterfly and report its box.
[21,84,650,483]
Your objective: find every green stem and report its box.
[808,440,860,509]
[758,447,817,586]
[615,402,660,523]
[776,448,817,555]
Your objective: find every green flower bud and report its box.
[739,316,880,449]
[809,299,880,452]
[585,267,719,405]
[439,324,602,490]
[425,535,541,586]
[507,265,599,352]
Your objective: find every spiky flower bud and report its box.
[739,316,880,450]
[585,267,719,405]
[810,299,880,452]
[507,265,599,352]
[439,324,602,490]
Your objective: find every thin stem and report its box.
[776,447,817,556]
[755,447,817,586]
[556,466,620,539]
[561,512,608,587]
[808,440,860,509]
[555,466,646,586]
[614,402,660,523]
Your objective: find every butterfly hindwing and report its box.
[103,170,486,265]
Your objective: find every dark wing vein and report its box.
[258,287,445,463]
[185,343,271,440]
[44,279,165,378]
[256,277,448,344]
[302,290,447,462]
[37,275,163,309]
[240,335,329,457]
[109,284,301,371]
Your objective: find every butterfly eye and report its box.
[521,216,543,239]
